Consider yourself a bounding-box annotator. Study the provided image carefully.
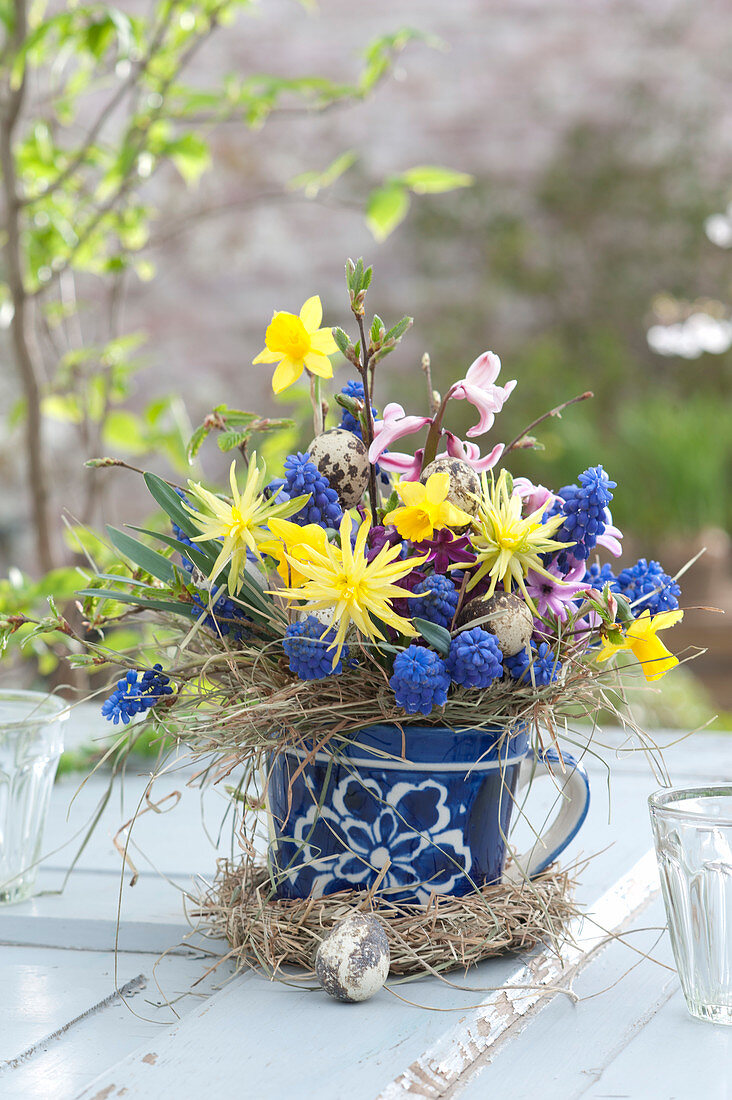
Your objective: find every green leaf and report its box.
[399,165,474,194]
[101,410,148,454]
[186,423,210,463]
[385,316,413,342]
[106,526,178,585]
[76,589,192,617]
[128,527,217,578]
[366,183,410,242]
[168,133,211,185]
[288,150,357,199]
[412,617,451,655]
[218,429,250,453]
[332,327,351,355]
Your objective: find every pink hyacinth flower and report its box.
[512,477,557,515]
[444,431,504,472]
[595,511,623,557]
[368,403,431,465]
[448,351,517,438]
[375,447,425,480]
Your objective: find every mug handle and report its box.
[502,748,590,883]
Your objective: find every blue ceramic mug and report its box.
[268,724,590,904]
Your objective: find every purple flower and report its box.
[525,559,589,622]
[415,530,476,574]
[367,525,405,562]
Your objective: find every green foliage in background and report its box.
[0,0,471,684]
[403,111,731,541]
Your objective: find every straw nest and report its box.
[197,859,577,980]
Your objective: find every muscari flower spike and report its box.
[282,615,348,680]
[446,627,504,689]
[390,645,450,715]
[101,665,174,725]
[409,574,459,630]
[280,452,343,529]
[614,558,681,616]
[555,466,616,570]
[505,642,561,687]
[192,587,251,642]
[583,562,617,589]
[338,379,377,440]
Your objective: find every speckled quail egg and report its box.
[307,429,369,509]
[420,456,481,518]
[315,912,390,1003]
[455,592,533,657]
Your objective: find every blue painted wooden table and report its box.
[0,713,730,1100]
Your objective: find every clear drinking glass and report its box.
[649,785,732,1025]
[0,690,67,904]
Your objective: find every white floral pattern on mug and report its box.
[280,774,473,903]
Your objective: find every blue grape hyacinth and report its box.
[409,574,459,630]
[390,645,450,715]
[556,466,616,570]
[446,627,503,688]
[505,642,561,687]
[192,587,251,641]
[172,487,195,572]
[582,562,617,589]
[614,558,681,616]
[283,615,347,680]
[278,453,343,529]
[338,379,376,439]
[101,665,174,725]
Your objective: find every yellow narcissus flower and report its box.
[271,512,427,665]
[469,469,573,608]
[596,608,683,682]
[382,471,473,542]
[260,518,329,587]
[252,295,338,394]
[185,456,309,596]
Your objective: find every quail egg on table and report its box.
[315,912,390,1003]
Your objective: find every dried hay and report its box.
[197,858,577,981]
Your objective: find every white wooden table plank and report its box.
[0,944,235,1100]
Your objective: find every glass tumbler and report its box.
[0,690,67,904]
[649,785,732,1025]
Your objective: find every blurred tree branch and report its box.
[0,0,470,628]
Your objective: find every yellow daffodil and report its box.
[469,469,573,608]
[596,608,683,682]
[260,518,329,587]
[185,456,309,596]
[252,295,338,394]
[271,512,426,666]
[382,471,473,542]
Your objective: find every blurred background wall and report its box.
[2,0,730,705]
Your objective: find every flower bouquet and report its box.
[75,259,687,988]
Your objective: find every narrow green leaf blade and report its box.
[76,588,192,616]
[106,526,177,585]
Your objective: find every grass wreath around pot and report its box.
[195,858,578,982]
